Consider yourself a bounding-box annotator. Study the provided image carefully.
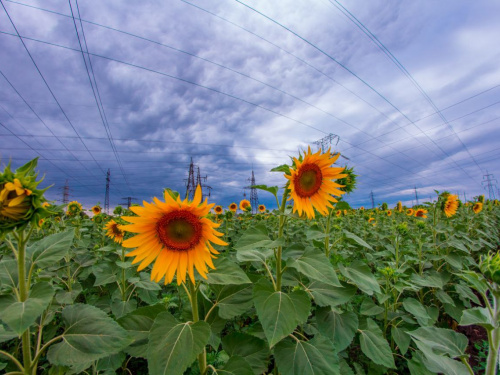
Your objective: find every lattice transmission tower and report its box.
[185,158,211,201]
[245,170,259,214]
[482,172,497,200]
[59,179,71,204]
[313,133,350,161]
[104,169,110,214]
[122,196,137,209]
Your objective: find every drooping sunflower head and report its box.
[415,208,428,218]
[285,147,346,219]
[66,201,82,216]
[239,199,251,211]
[229,202,237,212]
[0,158,50,234]
[105,219,125,244]
[396,201,403,213]
[121,185,227,285]
[406,208,414,216]
[214,205,223,215]
[443,194,459,218]
[258,204,266,213]
[92,205,102,215]
[335,166,357,195]
[473,202,483,214]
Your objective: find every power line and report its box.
[1,0,465,174]
[68,0,133,196]
[232,0,481,185]
[0,0,110,180]
[327,0,484,174]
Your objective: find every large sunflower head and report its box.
[258,204,266,213]
[121,185,227,285]
[442,194,459,218]
[473,202,483,214]
[105,219,125,244]
[229,202,237,212]
[92,205,102,215]
[239,199,251,211]
[285,147,346,219]
[66,201,82,216]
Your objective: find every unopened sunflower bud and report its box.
[480,252,500,285]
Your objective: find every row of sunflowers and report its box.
[0,149,499,375]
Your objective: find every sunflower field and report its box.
[1,154,499,375]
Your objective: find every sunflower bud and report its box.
[396,222,408,236]
[0,158,50,234]
[478,195,485,203]
[480,252,500,285]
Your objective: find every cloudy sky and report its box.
[1,0,499,211]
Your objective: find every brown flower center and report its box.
[156,210,202,251]
[294,163,323,198]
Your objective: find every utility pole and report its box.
[463,191,467,203]
[482,172,497,200]
[245,169,259,214]
[369,191,375,209]
[104,169,110,214]
[414,186,419,206]
[59,179,71,203]
[121,196,137,209]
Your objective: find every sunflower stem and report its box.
[275,188,289,292]
[16,229,33,375]
[188,280,207,375]
[324,209,332,258]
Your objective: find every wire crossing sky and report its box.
[0,0,499,209]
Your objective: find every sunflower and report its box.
[387,210,392,216]
[415,208,428,218]
[443,194,459,218]
[285,147,346,219]
[240,199,251,211]
[359,206,364,211]
[66,201,82,216]
[406,208,414,216]
[214,205,223,214]
[38,218,44,227]
[42,202,50,208]
[105,219,125,243]
[229,203,237,212]
[473,202,483,214]
[122,185,227,285]
[92,205,101,215]
[258,204,266,213]
[368,217,376,226]
[336,210,341,217]
[396,201,403,213]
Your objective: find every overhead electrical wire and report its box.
[0,0,111,183]
[231,0,481,185]
[326,0,484,174]
[0,0,491,185]
[0,30,481,189]
[68,0,133,195]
